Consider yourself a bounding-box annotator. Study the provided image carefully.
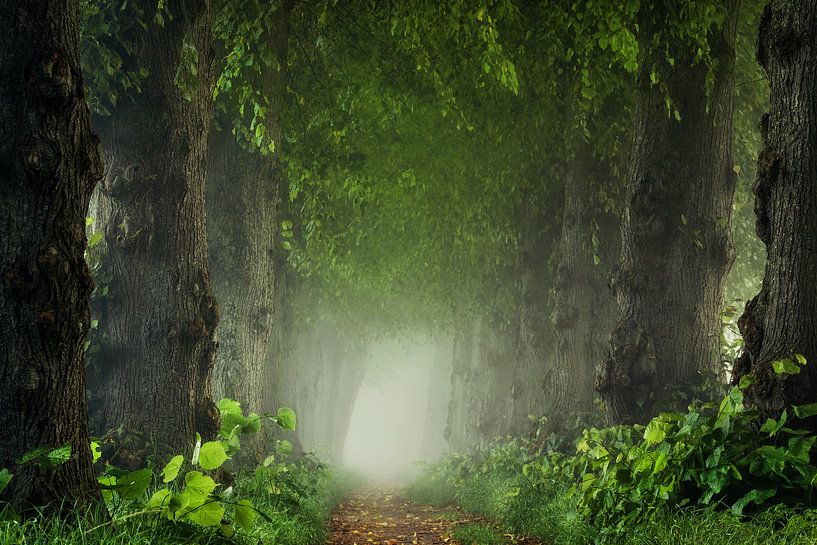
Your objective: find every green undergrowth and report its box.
[0,399,360,545]
[450,522,505,545]
[0,460,357,545]
[408,358,817,544]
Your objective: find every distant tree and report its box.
[597,0,742,423]
[87,0,220,456]
[0,0,101,510]
[732,0,817,420]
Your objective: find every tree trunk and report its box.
[551,147,619,431]
[597,0,740,423]
[88,0,219,456]
[208,3,291,464]
[0,0,102,510]
[423,338,453,460]
[732,0,817,420]
[445,311,516,451]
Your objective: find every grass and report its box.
[406,453,817,545]
[0,466,359,545]
[450,523,505,545]
[404,471,455,508]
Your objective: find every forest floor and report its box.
[327,485,541,545]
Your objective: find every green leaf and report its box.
[235,499,257,529]
[147,488,172,510]
[794,403,817,419]
[198,442,229,471]
[276,440,294,456]
[275,407,297,430]
[218,398,243,417]
[184,471,217,498]
[738,375,756,389]
[116,468,152,500]
[643,421,666,444]
[88,231,104,248]
[0,469,12,495]
[90,441,102,463]
[243,413,262,434]
[772,357,802,375]
[185,499,224,527]
[162,455,184,483]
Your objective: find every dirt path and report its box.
[327,485,537,545]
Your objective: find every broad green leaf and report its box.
[198,441,229,471]
[0,469,12,495]
[147,488,172,510]
[218,398,243,417]
[116,468,152,500]
[243,413,262,434]
[162,455,184,483]
[184,471,217,499]
[276,440,294,456]
[275,407,297,430]
[794,403,817,419]
[235,499,257,529]
[772,357,802,375]
[643,421,666,444]
[90,441,102,463]
[738,375,755,389]
[184,499,224,527]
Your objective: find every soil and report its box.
[327,485,540,545]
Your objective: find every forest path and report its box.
[326,485,539,545]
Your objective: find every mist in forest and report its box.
[342,340,437,481]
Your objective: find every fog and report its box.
[342,339,436,481]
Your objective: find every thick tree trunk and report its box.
[732,1,817,420]
[88,0,219,456]
[597,0,740,423]
[0,0,102,510]
[208,4,290,463]
[551,148,619,431]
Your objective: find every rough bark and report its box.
[551,148,620,431]
[88,0,219,456]
[208,3,291,463]
[597,0,741,423]
[0,0,102,510]
[731,1,817,420]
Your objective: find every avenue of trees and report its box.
[1,0,816,517]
